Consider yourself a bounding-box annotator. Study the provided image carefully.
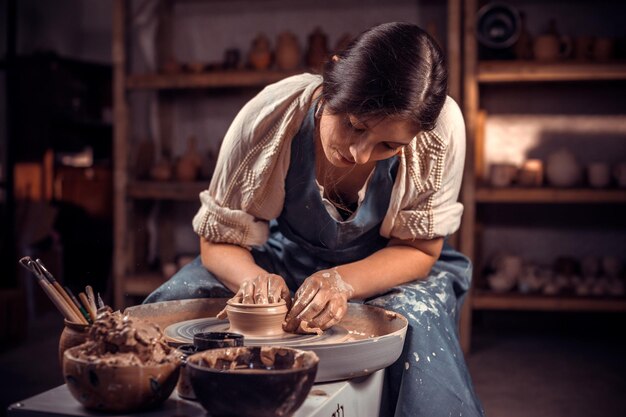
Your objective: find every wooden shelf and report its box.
[126,70,303,90]
[124,272,166,296]
[127,180,208,201]
[476,187,626,204]
[477,61,626,83]
[472,291,626,312]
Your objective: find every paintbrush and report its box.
[65,286,93,324]
[35,259,88,325]
[85,285,98,315]
[79,292,98,322]
[18,258,83,323]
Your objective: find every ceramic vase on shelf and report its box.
[546,148,581,187]
[513,11,533,60]
[176,136,203,182]
[275,32,301,71]
[306,27,329,73]
[150,157,173,181]
[248,33,272,70]
[533,19,572,61]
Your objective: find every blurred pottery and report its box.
[574,36,594,61]
[306,27,329,72]
[601,256,622,279]
[487,272,517,293]
[534,34,572,61]
[613,162,626,188]
[275,32,301,70]
[581,256,601,277]
[248,33,272,70]
[592,37,614,62]
[587,162,611,188]
[489,163,518,187]
[546,149,581,187]
[186,62,206,73]
[223,48,241,70]
[513,12,533,60]
[150,159,173,181]
[176,136,203,182]
[518,159,543,187]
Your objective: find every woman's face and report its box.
[318,111,417,168]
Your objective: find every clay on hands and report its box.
[283,268,354,333]
[217,274,292,319]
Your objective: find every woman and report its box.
[145,22,484,417]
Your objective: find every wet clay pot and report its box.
[224,300,288,337]
[63,345,180,412]
[58,320,89,366]
[187,346,318,417]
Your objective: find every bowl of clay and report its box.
[187,346,318,417]
[224,299,288,337]
[63,345,181,412]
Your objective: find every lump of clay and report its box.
[75,310,176,366]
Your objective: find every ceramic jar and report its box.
[248,33,272,70]
[306,27,329,72]
[175,137,203,182]
[546,149,581,187]
[276,32,301,71]
[58,320,89,366]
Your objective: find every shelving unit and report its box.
[112,0,464,309]
[459,0,626,352]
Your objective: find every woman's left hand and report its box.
[283,268,354,332]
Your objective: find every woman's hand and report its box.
[217,274,292,319]
[283,268,354,332]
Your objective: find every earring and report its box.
[315,101,324,119]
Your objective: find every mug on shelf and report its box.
[587,162,611,188]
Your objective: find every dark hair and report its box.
[321,22,448,131]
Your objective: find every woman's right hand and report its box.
[217,274,291,319]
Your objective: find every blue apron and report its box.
[145,101,485,417]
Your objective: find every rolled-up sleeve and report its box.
[192,74,322,248]
[381,96,466,240]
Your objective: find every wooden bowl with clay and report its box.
[224,299,288,337]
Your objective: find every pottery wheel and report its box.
[163,317,356,348]
[125,298,408,382]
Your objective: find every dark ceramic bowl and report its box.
[187,346,319,417]
[193,331,244,350]
[63,345,180,412]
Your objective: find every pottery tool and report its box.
[96,293,105,310]
[79,292,97,322]
[65,286,92,324]
[35,259,88,325]
[126,298,408,383]
[85,285,97,312]
[18,257,84,323]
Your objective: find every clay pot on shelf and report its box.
[517,159,544,187]
[587,162,611,188]
[248,33,272,70]
[489,163,518,187]
[592,37,614,62]
[613,162,626,188]
[574,36,594,61]
[513,12,533,60]
[161,57,182,74]
[546,149,581,187]
[58,320,89,366]
[223,48,241,70]
[176,136,203,182]
[306,27,329,72]
[275,31,301,71]
[150,158,173,181]
[533,20,572,61]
